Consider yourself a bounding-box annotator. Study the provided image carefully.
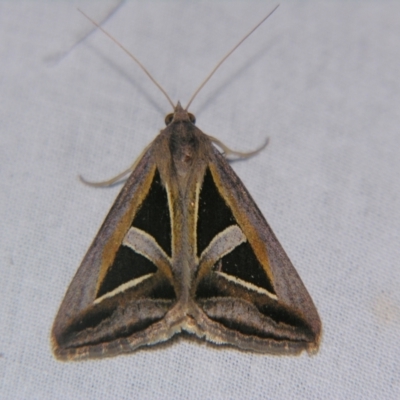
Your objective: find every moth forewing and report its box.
[51,147,179,361]
[191,147,321,354]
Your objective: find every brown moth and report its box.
[51,6,321,361]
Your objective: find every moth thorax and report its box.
[169,125,199,175]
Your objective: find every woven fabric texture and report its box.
[0,1,399,399]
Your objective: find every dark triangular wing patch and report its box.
[131,169,172,257]
[97,248,157,298]
[196,167,275,295]
[197,168,236,256]
[218,241,275,294]
[96,168,173,300]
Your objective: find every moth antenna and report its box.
[207,135,269,159]
[185,4,279,111]
[46,1,126,65]
[78,8,175,109]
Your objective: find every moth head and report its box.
[165,102,196,126]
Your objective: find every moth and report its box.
[52,6,321,361]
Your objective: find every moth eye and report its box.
[188,113,196,124]
[164,113,196,125]
[165,113,174,125]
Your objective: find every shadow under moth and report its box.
[51,6,321,361]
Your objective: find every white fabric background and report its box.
[1,1,399,399]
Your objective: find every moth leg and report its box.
[206,134,269,159]
[79,165,135,187]
[79,143,152,187]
